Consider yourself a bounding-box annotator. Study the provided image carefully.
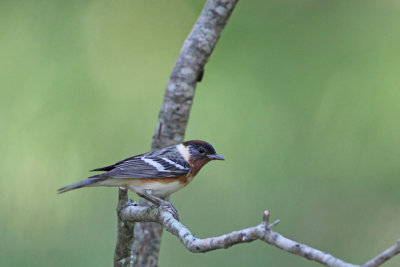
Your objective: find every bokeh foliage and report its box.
[1,1,400,266]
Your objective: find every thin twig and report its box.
[361,239,400,267]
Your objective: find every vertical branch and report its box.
[130,0,238,266]
[114,188,135,266]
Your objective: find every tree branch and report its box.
[119,207,400,267]
[114,0,239,266]
[134,0,238,264]
[151,0,238,149]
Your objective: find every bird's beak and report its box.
[208,154,225,160]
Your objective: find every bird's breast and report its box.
[125,176,195,198]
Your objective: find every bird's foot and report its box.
[140,190,180,220]
[159,201,179,221]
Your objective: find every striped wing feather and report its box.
[89,155,190,179]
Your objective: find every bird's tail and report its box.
[57,177,103,194]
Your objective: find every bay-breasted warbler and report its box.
[58,140,224,219]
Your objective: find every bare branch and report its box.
[261,229,356,267]
[128,0,239,266]
[119,206,399,267]
[361,239,400,267]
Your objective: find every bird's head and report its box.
[182,140,224,162]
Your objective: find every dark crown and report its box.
[183,140,216,154]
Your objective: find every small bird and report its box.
[58,140,224,219]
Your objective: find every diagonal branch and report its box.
[119,0,239,266]
[119,206,400,267]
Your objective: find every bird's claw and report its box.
[117,199,137,214]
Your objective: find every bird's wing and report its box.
[89,155,190,179]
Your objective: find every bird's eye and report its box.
[198,147,205,154]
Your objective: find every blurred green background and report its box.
[1,0,400,266]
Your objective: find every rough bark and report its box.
[114,188,135,266]
[114,0,239,266]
